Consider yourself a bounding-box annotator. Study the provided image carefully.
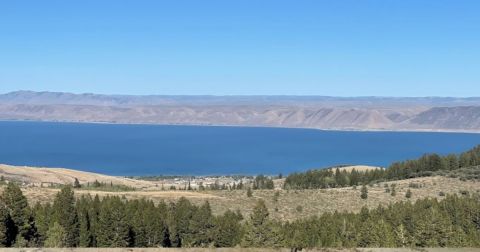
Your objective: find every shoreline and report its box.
[1,118,480,134]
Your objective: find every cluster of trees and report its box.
[285,145,480,189]
[0,183,245,248]
[252,175,274,190]
[284,167,384,189]
[284,193,480,248]
[1,181,479,248]
[201,181,246,191]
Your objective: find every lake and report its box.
[1,121,480,176]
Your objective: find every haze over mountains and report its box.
[1,91,480,132]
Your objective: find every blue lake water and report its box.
[1,121,480,176]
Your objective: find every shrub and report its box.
[247,188,253,197]
[273,191,280,202]
[361,185,368,199]
[409,183,422,189]
[405,189,412,199]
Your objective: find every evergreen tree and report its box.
[212,210,243,247]
[247,188,253,197]
[73,178,81,188]
[128,199,167,247]
[242,200,283,247]
[44,222,65,248]
[2,182,29,245]
[0,202,9,247]
[185,201,214,247]
[390,184,397,196]
[14,233,27,247]
[52,186,79,247]
[414,208,454,247]
[358,218,395,247]
[405,189,412,199]
[76,196,92,247]
[273,191,280,203]
[361,185,368,199]
[335,168,348,187]
[88,194,101,247]
[32,202,50,246]
[167,197,195,247]
[96,197,130,247]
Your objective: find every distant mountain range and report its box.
[1,91,480,132]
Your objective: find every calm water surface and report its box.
[1,121,480,176]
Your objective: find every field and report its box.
[0,164,156,188]
[4,175,479,221]
[2,164,479,221]
[0,248,479,252]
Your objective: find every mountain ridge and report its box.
[1,91,480,132]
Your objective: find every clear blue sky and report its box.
[0,0,479,96]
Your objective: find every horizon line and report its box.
[2,90,480,99]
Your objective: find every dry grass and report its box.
[333,165,384,172]
[204,176,480,220]
[0,248,478,252]
[0,164,156,188]
[5,176,479,222]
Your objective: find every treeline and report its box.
[0,182,479,248]
[283,193,480,248]
[285,145,480,189]
[0,183,244,248]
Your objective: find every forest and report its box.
[0,182,479,248]
[284,145,480,189]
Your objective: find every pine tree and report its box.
[167,197,195,247]
[14,233,27,247]
[32,202,51,246]
[212,210,243,247]
[247,188,253,197]
[391,184,397,197]
[273,191,280,203]
[88,195,101,247]
[185,201,214,247]
[405,189,412,199]
[2,182,29,245]
[76,196,93,247]
[358,218,395,247]
[44,222,65,248]
[73,178,81,188]
[96,197,130,247]
[0,202,9,247]
[361,185,368,199]
[335,168,348,187]
[242,200,282,247]
[128,199,166,247]
[52,186,79,247]
[394,223,408,247]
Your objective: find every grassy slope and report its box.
[6,175,479,221]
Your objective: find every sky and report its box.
[0,0,479,96]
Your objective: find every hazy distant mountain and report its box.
[1,91,480,132]
[3,90,480,107]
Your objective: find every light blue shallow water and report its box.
[1,121,479,176]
